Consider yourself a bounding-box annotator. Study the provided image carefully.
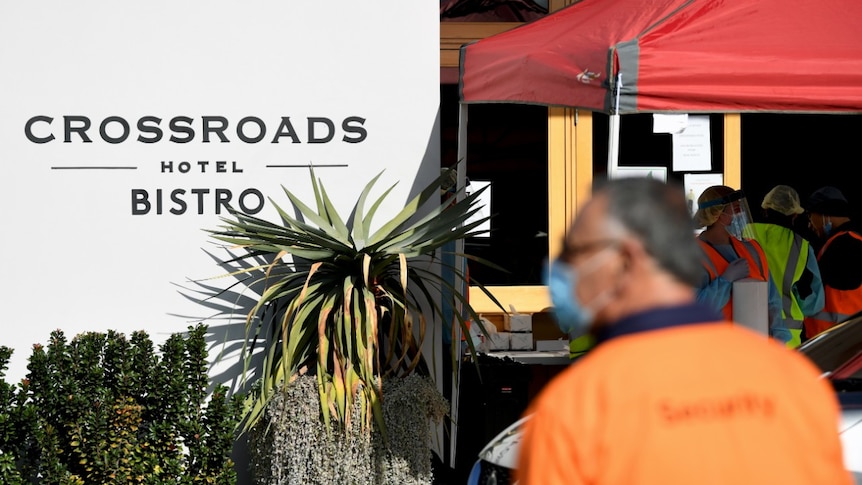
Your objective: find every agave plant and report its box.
[207,167,503,437]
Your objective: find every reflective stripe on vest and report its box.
[803,230,862,339]
[698,238,769,321]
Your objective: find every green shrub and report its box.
[0,324,242,484]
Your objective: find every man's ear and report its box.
[619,237,641,272]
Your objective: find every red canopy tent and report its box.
[450,2,862,467]
[459,0,862,114]
[451,1,862,467]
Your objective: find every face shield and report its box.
[700,190,754,240]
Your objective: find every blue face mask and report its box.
[547,253,612,340]
[824,217,833,237]
[547,243,619,338]
[724,212,749,240]
[547,259,594,337]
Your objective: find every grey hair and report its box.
[596,177,703,287]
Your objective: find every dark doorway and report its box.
[441,85,549,286]
[741,113,862,219]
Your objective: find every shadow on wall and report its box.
[172,246,274,394]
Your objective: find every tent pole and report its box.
[449,102,469,467]
[607,73,622,179]
[608,113,620,179]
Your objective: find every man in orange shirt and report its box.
[518,177,850,485]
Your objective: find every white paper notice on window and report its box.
[684,173,724,217]
[653,113,689,134]
[672,115,711,171]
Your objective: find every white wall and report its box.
[0,2,440,387]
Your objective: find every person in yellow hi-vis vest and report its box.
[749,185,825,348]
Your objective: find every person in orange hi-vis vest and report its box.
[802,186,862,341]
[693,185,790,343]
[518,177,851,485]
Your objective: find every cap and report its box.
[761,185,804,216]
[805,186,851,217]
[694,185,738,228]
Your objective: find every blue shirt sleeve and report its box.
[796,245,825,316]
[695,267,732,313]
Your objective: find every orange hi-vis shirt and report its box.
[804,229,862,339]
[516,304,851,485]
[698,238,769,321]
